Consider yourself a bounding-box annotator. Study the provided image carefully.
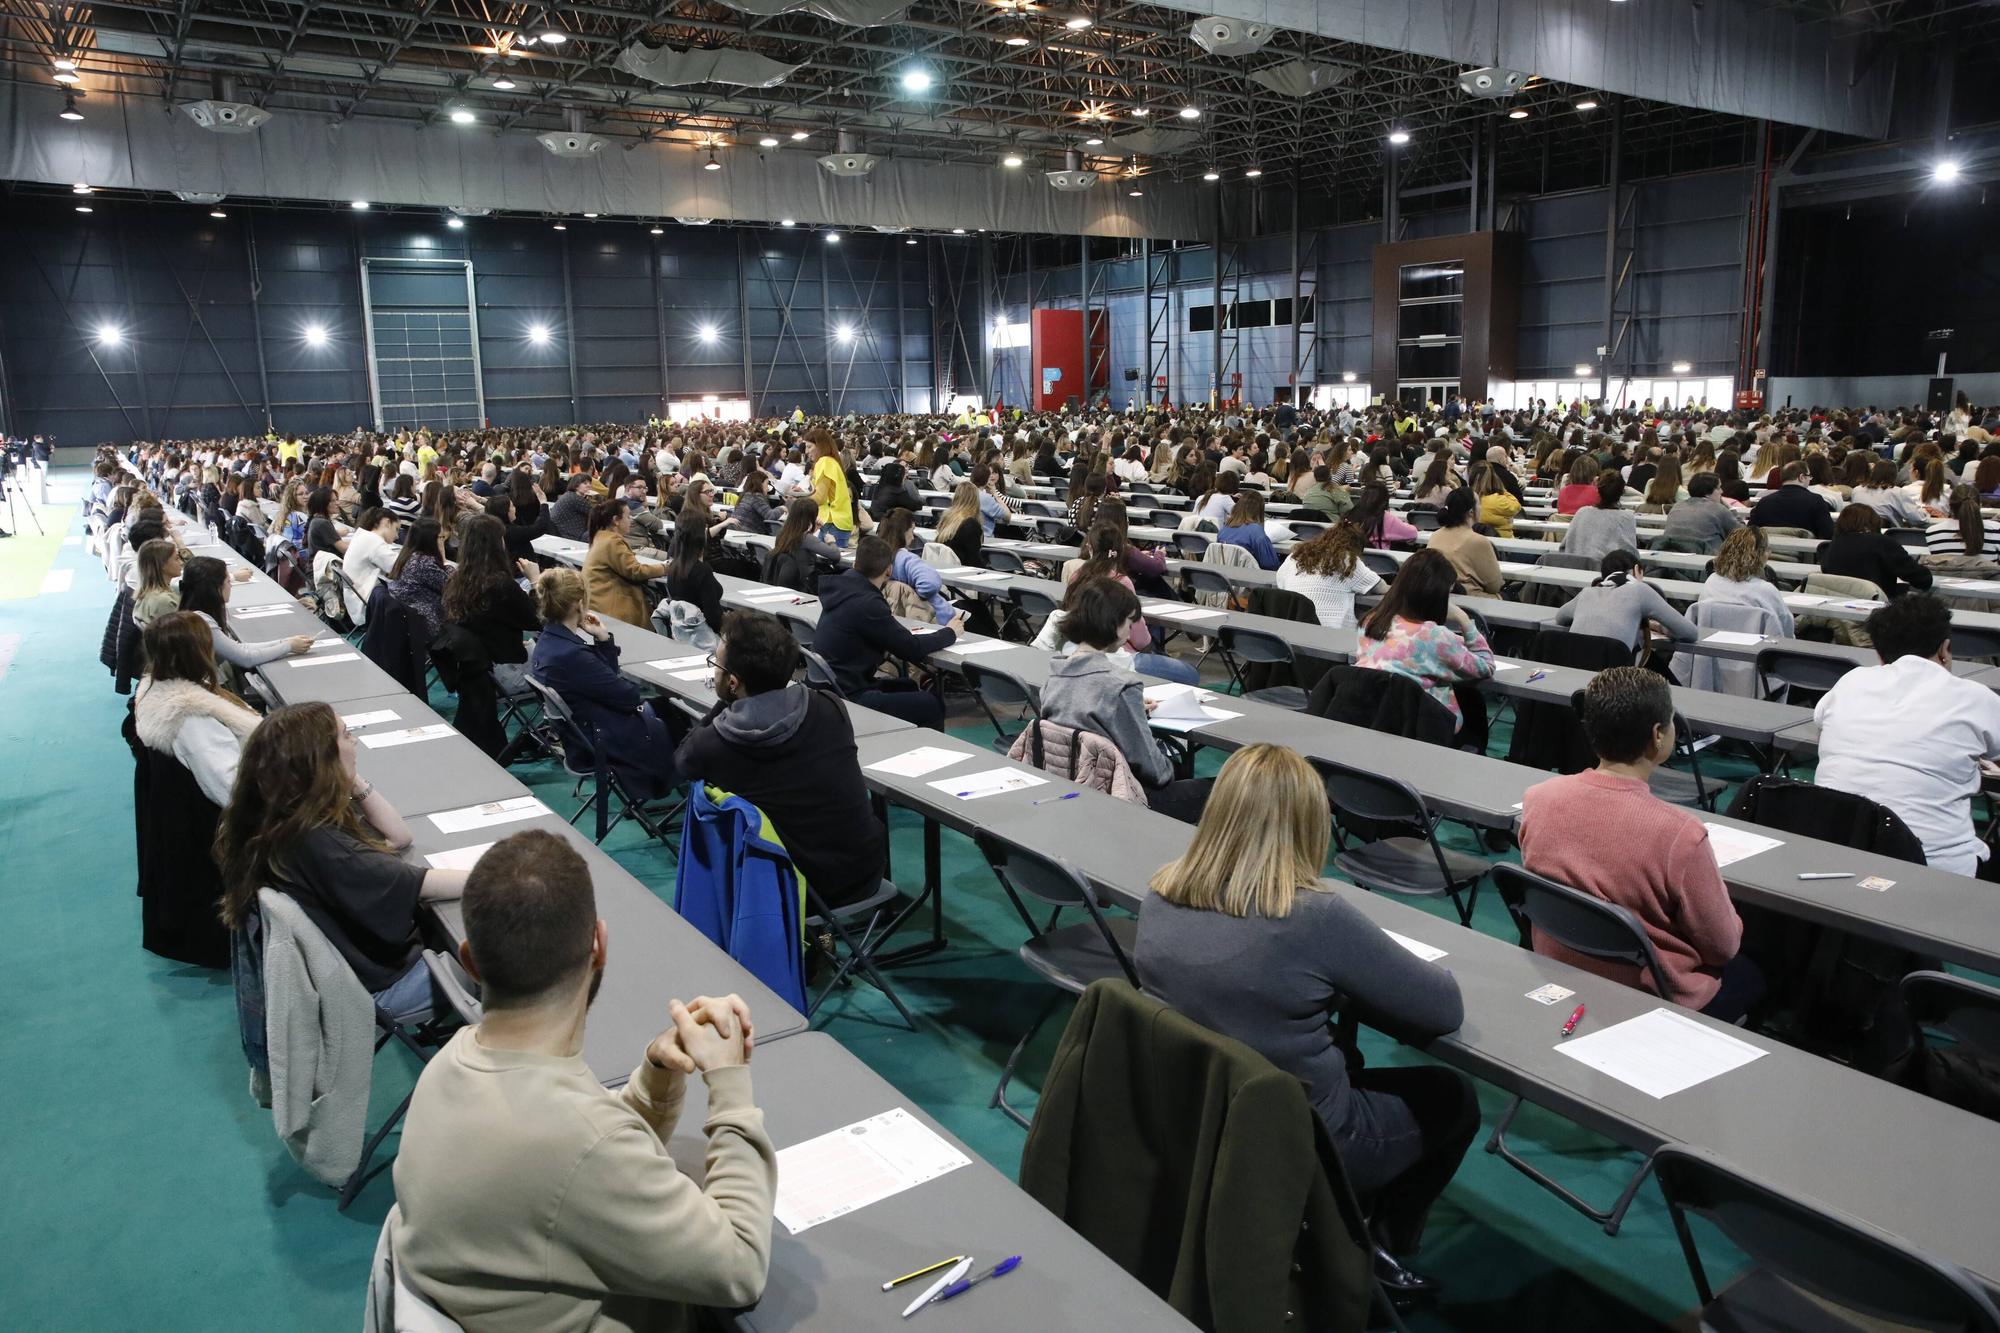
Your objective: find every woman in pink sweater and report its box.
[1518,667,1763,1020]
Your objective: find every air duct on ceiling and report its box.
[616,42,802,89]
[818,129,880,177]
[1249,60,1352,98]
[539,108,608,157]
[713,0,909,25]
[1189,15,1274,56]
[180,76,268,133]
[1046,148,1099,192]
[1459,67,1530,98]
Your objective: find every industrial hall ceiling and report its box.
[7,0,2000,216]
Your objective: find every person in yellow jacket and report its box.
[807,429,854,547]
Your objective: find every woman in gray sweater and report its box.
[1558,471,1640,562]
[1039,577,1212,822]
[1137,743,1475,1295]
[1552,549,1699,657]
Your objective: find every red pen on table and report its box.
[1560,1004,1586,1038]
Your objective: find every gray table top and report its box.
[666,1033,1194,1332]
[339,691,533,815]
[257,642,403,704]
[412,814,809,1084]
[221,599,328,641]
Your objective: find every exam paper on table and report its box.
[927,767,1048,800]
[773,1107,971,1235]
[339,709,401,729]
[1703,822,1784,868]
[739,589,803,604]
[288,653,361,668]
[425,841,494,871]
[1703,631,1766,647]
[429,796,550,834]
[232,605,296,621]
[1553,1007,1766,1099]
[359,724,454,750]
[947,638,1021,656]
[1383,930,1448,962]
[645,655,708,671]
[1143,685,1244,732]
[865,745,971,778]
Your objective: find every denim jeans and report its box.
[1134,651,1199,685]
[373,956,438,1026]
[818,523,852,549]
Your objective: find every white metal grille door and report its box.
[360,258,485,432]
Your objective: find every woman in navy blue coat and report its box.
[528,567,682,799]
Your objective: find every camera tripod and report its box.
[1,463,43,539]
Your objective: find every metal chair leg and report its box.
[1483,1094,1657,1236]
[990,992,1064,1128]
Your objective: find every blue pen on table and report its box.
[934,1256,1023,1306]
[1032,792,1079,806]
[1524,669,1548,684]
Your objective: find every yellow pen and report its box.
[881,1255,967,1292]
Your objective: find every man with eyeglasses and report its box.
[674,609,887,909]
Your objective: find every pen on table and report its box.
[1524,669,1548,684]
[1032,792,1080,806]
[882,1255,966,1292]
[1560,1004,1586,1038]
[934,1256,1023,1306]
[1796,872,1854,880]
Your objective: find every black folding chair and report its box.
[1217,624,1309,710]
[973,831,1140,1128]
[522,675,683,848]
[1315,757,1490,925]
[961,659,1042,752]
[1361,549,1401,580]
[1754,646,1855,706]
[805,874,918,1032]
[797,645,842,692]
[1173,530,1212,559]
[1900,970,2000,1118]
[1653,1144,2000,1331]
[1487,862,1671,1235]
[1286,521,1327,542]
[1951,625,2000,661]
[984,547,1028,575]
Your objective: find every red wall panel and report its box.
[1031,308,1083,411]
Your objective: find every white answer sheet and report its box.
[428,796,550,835]
[359,724,454,750]
[927,767,1047,800]
[1382,930,1448,962]
[288,653,361,668]
[865,745,971,778]
[339,709,401,729]
[947,638,1021,656]
[1553,1007,1767,1099]
[424,842,495,871]
[1703,823,1784,868]
[773,1108,971,1235]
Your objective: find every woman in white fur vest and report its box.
[133,612,262,807]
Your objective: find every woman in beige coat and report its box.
[581,498,666,627]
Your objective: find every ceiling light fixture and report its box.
[1178,106,1201,120]
[551,222,566,230]
[790,130,809,141]
[583,212,598,218]
[699,324,718,343]
[1387,128,1411,145]
[1573,97,1598,111]
[446,216,464,229]
[492,78,515,90]
[537,29,566,44]
[835,323,856,343]
[53,70,80,86]
[1202,170,1219,182]
[1342,371,1358,384]
[1935,159,1962,183]
[74,204,93,214]
[58,94,83,121]
[1128,188,1143,197]
[1130,107,1149,117]
[1065,15,1093,29]
[53,57,78,71]
[1671,361,1693,374]
[450,107,476,124]
[351,199,370,210]
[210,210,228,219]
[529,323,552,344]
[72,183,92,194]
[906,237,917,244]
[1004,34,1030,46]
[759,135,780,148]
[1002,153,1024,168]
[1084,137,1104,147]
[1508,108,1529,120]
[825,231,840,243]
[704,150,721,171]
[952,227,966,234]
[1575,363,1594,377]
[304,324,328,346]
[780,218,796,227]
[96,323,121,345]
[1244,166,1263,178]
[650,225,664,234]
[899,68,933,94]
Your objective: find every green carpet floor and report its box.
[1,473,1758,1330]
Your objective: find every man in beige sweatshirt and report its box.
[391,829,777,1332]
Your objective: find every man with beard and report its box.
[391,830,776,1331]
[674,609,889,909]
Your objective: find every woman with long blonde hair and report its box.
[1138,743,1474,1289]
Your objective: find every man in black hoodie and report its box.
[675,610,886,908]
[811,536,956,727]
